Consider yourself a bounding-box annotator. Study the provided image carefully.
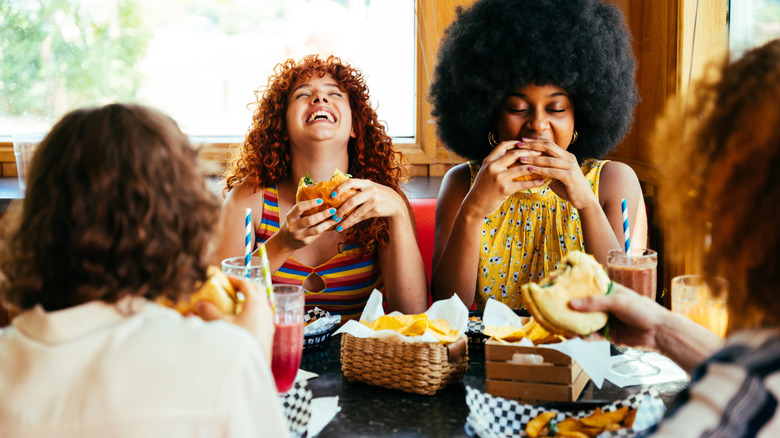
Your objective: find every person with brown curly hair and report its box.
[571,39,780,436]
[0,104,288,437]
[209,55,428,322]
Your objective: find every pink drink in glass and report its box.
[272,320,304,393]
[270,285,304,394]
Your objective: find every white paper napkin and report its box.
[483,298,528,327]
[307,396,340,437]
[543,338,611,388]
[605,351,689,387]
[295,369,318,382]
[481,298,611,388]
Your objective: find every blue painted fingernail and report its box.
[316,199,323,204]
[336,225,343,232]
[330,191,337,198]
[331,214,338,220]
[329,208,336,214]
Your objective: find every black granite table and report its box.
[299,334,687,437]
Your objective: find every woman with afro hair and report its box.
[209,55,428,322]
[429,0,647,310]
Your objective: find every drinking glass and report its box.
[12,133,45,191]
[222,256,266,287]
[270,285,304,394]
[671,275,728,337]
[606,248,660,377]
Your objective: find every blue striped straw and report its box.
[621,198,631,254]
[244,208,252,278]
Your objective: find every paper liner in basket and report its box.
[304,307,341,336]
[335,289,469,342]
[465,385,666,438]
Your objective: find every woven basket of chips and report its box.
[340,333,468,395]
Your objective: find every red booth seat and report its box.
[410,198,436,305]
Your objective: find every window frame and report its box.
[0,1,466,177]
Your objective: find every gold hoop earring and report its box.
[570,129,579,145]
[487,131,498,147]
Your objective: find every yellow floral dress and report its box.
[468,159,606,310]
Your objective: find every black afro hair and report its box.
[428,0,639,162]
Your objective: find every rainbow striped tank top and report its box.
[255,186,383,323]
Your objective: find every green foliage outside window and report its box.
[0,0,150,118]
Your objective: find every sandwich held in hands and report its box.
[296,168,357,216]
[521,251,613,337]
[508,160,540,182]
[157,266,244,316]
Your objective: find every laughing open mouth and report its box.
[307,110,336,123]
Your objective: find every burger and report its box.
[295,168,357,216]
[157,266,242,316]
[521,251,613,337]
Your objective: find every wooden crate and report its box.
[484,340,589,403]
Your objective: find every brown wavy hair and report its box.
[1,104,220,312]
[651,39,780,332]
[224,55,406,247]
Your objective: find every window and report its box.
[730,0,780,59]
[0,0,415,141]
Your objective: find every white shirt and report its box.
[0,297,289,438]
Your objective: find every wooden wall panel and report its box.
[606,0,678,165]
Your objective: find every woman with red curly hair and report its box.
[210,55,428,322]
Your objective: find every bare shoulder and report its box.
[600,160,639,185]
[224,181,264,207]
[598,160,642,203]
[439,163,472,201]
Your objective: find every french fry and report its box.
[580,406,628,428]
[525,411,557,438]
[556,418,582,433]
[623,406,638,428]
[556,431,589,438]
[525,406,637,437]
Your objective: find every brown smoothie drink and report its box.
[606,249,658,300]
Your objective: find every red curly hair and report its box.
[225,55,406,247]
[651,39,780,332]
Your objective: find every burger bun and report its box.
[157,266,240,316]
[521,251,611,337]
[296,168,358,217]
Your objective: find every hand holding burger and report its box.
[521,251,612,337]
[296,168,358,217]
[158,266,244,316]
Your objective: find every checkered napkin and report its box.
[281,380,312,436]
[304,307,341,336]
[465,385,666,437]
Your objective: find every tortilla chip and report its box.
[361,313,459,343]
